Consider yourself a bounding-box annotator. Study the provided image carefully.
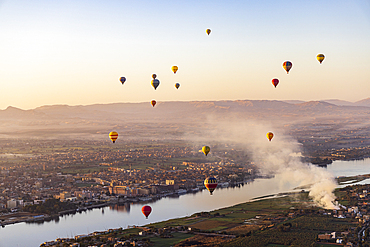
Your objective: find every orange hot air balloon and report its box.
[142,205,152,219]
[172,65,178,74]
[109,131,118,143]
[204,177,217,195]
[317,54,325,64]
[272,78,279,88]
[206,29,211,35]
[151,100,156,107]
[283,61,292,74]
[266,132,274,141]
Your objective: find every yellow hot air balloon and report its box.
[109,131,118,143]
[317,54,325,64]
[202,146,210,156]
[206,29,211,35]
[172,65,178,74]
[266,132,274,141]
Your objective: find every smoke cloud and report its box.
[185,117,338,209]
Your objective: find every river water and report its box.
[1,158,370,247]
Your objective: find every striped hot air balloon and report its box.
[317,54,325,64]
[109,131,118,143]
[204,177,218,195]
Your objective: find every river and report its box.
[1,158,370,247]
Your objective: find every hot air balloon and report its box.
[142,205,152,219]
[283,61,292,74]
[204,177,217,195]
[272,78,279,88]
[266,132,274,141]
[120,77,126,85]
[202,146,210,156]
[152,74,157,79]
[151,79,160,90]
[317,54,325,64]
[109,131,118,143]
[151,100,156,107]
[206,29,211,35]
[172,65,178,74]
[175,83,180,89]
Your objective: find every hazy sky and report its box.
[0,0,369,109]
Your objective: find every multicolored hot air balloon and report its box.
[151,100,156,107]
[172,65,178,74]
[175,83,180,89]
[202,146,210,156]
[151,79,160,90]
[109,131,118,143]
[317,54,325,64]
[142,205,152,219]
[120,77,126,85]
[266,132,274,141]
[272,78,279,88]
[152,74,157,79]
[283,61,292,74]
[206,29,211,35]
[204,177,217,195]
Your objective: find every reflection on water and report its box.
[109,203,131,213]
[2,158,370,247]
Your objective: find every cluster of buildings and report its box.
[0,140,255,212]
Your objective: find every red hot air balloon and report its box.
[142,205,152,219]
[272,78,279,88]
[151,100,156,107]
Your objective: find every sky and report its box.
[0,0,369,110]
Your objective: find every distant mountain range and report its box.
[283,98,370,107]
[0,99,369,139]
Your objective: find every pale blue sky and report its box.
[0,0,369,109]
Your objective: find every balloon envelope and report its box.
[109,131,118,143]
[172,66,178,74]
[120,77,126,85]
[202,146,210,156]
[204,177,218,195]
[151,100,156,107]
[272,78,279,88]
[151,79,160,90]
[175,83,180,89]
[283,61,292,74]
[152,74,157,79]
[317,54,325,64]
[142,205,152,219]
[266,132,274,141]
[206,29,211,35]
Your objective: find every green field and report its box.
[148,232,195,247]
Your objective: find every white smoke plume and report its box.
[185,117,338,209]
